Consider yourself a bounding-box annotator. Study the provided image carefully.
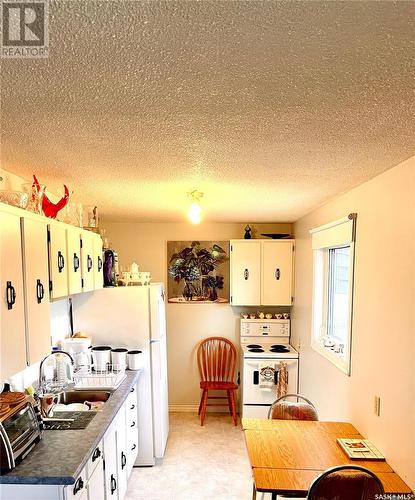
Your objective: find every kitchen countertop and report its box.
[0,370,141,485]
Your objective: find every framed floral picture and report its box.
[167,241,229,303]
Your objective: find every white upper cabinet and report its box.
[67,227,83,296]
[230,239,294,306]
[81,230,95,293]
[48,222,69,300]
[21,216,51,365]
[0,211,27,380]
[261,240,294,306]
[92,233,103,290]
[230,240,261,306]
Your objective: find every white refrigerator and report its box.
[72,283,169,466]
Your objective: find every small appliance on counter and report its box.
[0,395,43,473]
[61,337,92,372]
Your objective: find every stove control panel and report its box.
[240,319,290,337]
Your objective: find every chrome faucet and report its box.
[38,350,75,395]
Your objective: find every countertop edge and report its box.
[0,370,142,486]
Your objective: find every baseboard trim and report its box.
[169,404,240,414]
[169,405,199,412]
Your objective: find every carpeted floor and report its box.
[125,412,254,500]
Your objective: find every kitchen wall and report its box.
[4,299,72,391]
[291,155,415,489]
[100,222,292,410]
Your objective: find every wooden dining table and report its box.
[242,418,413,497]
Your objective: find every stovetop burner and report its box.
[246,344,262,349]
[248,348,264,352]
[270,345,290,352]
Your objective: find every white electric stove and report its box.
[240,319,299,418]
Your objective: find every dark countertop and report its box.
[0,370,141,485]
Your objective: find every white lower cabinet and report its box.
[86,458,105,500]
[125,387,139,475]
[103,419,119,500]
[116,409,128,500]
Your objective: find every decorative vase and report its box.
[183,282,193,301]
[208,287,218,301]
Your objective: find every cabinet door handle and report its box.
[253,370,259,385]
[87,255,93,272]
[73,253,80,272]
[244,268,249,280]
[110,474,117,494]
[130,421,136,427]
[275,268,281,280]
[73,476,84,495]
[131,444,137,451]
[92,447,101,462]
[121,451,126,469]
[6,281,16,310]
[130,387,135,393]
[130,404,135,410]
[36,279,45,304]
[57,251,65,272]
[97,256,103,272]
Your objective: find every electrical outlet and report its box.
[374,396,381,416]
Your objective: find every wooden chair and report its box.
[307,465,385,499]
[263,394,318,500]
[268,394,319,421]
[197,337,238,426]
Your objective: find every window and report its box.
[310,215,357,375]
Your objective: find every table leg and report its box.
[252,482,257,500]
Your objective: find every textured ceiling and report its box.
[1,0,414,222]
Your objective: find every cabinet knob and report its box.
[6,281,16,310]
[110,474,117,494]
[73,477,84,495]
[73,253,80,272]
[92,447,101,462]
[36,279,45,304]
[244,269,249,280]
[275,268,281,280]
[57,251,65,272]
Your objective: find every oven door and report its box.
[242,358,298,406]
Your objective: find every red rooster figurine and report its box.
[33,175,70,219]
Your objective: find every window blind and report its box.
[310,214,357,250]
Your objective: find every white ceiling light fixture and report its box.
[187,190,204,224]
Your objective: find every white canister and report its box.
[127,350,143,370]
[111,348,128,370]
[91,346,111,372]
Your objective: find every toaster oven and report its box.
[0,402,42,473]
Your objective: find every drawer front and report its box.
[64,466,87,500]
[86,440,103,479]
